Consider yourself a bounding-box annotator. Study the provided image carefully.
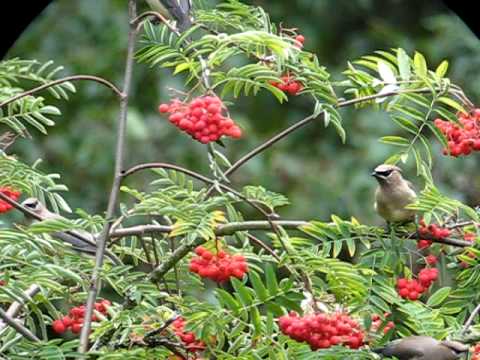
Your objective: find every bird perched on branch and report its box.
[21,198,121,265]
[145,0,193,32]
[372,335,469,360]
[372,164,417,224]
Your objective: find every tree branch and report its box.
[0,75,123,109]
[206,86,452,197]
[0,307,40,342]
[0,284,41,333]
[110,220,308,238]
[461,303,480,336]
[79,0,137,353]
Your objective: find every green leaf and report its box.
[265,264,279,296]
[379,136,410,147]
[426,287,451,307]
[249,271,269,301]
[437,97,467,114]
[397,48,411,80]
[413,52,427,77]
[435,60,449,78]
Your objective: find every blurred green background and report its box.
[5,0,480,225]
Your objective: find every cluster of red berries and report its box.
[396,268,439,301]
[270,75,304,96]
[158,96,242,144]
[417,220,450,249]
[189,246,248,282]
[0,187,21,213]
[419,220,451,239]
[278,311,365,350]
[370,313,395,335]
[434,110,480,157]
[51,300,111,335]
[472,343,480,360]
[171,317,206,353]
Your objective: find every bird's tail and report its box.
[370,347,385,354]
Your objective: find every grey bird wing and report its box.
[380,336,441,360]
[381,345,424,360]
[160,0,192,31]
[51,231,122,265]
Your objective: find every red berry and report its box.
[295,35,305,44]
[287,82,300,95]
[426,255,438,265]
[62,316,73,328]
[52,319,66,334]
[396,278,408,288]
[71,322,82,334]
[158,104,170,113]
[195,246,206,255]
[408,291,419,300]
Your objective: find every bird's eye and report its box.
[24,202,37,208]
[376,170,392,177]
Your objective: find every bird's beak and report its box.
[371,171,379,178]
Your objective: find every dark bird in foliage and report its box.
[372,164,417,223]
[372,336,469,360]
[145,0,193,32]
[21,197,121,265]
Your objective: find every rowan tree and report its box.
[0,1,479,359]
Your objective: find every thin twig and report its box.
[78,0,137,353]
[246,233,281,262]
[0,284,41,332]
[0,75,122,108]
[461,303,480,336]
[0,308,40,342]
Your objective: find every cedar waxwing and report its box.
[373,335,469,360]
[145,0,193,32]
[21,198,121,265]
[372,164,417,223]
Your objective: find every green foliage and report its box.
[0,59,75,136]
[0,0,479,359]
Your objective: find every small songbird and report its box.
[372,164,417,223]
[145,0,193,32]
[373,335,469,360]
[21,198,121,265]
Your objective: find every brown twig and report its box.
[78,0,137,353]
[0,75,122,109]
